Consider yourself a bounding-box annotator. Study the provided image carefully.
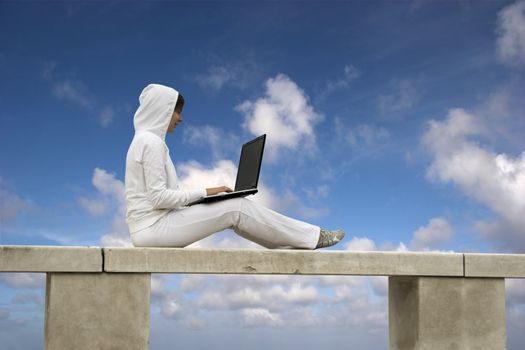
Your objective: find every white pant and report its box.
[130,197,320,249]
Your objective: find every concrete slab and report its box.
[389,276,506,350]
[45,272,150,350]
[465,253,525,278]
[104,248,464,276]
[0,245,102,272]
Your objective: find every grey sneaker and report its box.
[315,229,345,249]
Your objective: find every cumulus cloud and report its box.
[422,108,525,251]
[241,308,284,328]
[78,167,131,247]
[236,74,323,162]
[176,158,325,221]
[182,125,241,161]
[344,236,377,251]
[377,79,420,116]
[496,1,525,66]
[410,217,453,251]
[176,159,239,192]
[179,272,386,329]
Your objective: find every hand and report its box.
[206,186,233,196]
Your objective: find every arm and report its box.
[142,140,206,209]
[206,186,233,196]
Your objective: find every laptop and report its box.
[187,134,266,206]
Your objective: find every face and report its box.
[167,108,183,133]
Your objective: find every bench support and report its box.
[44,272,151,350]
[389,276,506,350]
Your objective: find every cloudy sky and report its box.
[1,0,525,349]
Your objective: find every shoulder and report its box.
[135,132,165,148]
[134,132,168,158]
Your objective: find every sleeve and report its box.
[142,140,206,209]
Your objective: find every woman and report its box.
[125,83,345,249]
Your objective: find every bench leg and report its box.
[389,276,506,350]
[44,272,151,350]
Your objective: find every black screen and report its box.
[234,135,266,191]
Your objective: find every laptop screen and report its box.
[234,134,266,191]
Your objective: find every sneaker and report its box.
[315,229,345,249]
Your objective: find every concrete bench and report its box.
[1,245,525,350]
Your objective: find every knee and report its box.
[225,197,248,226]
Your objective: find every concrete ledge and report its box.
[104,248,464,276]
[465,253,525,278]
[0,245,102,272]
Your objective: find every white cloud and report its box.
[197,65,235,90]
[0,179,30,224]
[236,74,323,162]
[277,189,329,220]
[410,217,453,251]
[176,158,324,222]
[52,79,92,108]
[195,60,261,91]
[344,236,377,251]
[42,61,119,127]
[422,108,525,251]
[176,159,238,191]
[318,64,361,101]
[99,106,115,127]
[0,273,45,289]
[182,125,240,160]
[377,79,420,116]
[78,167,132,247]
[241,308,283,328]
[496,1,525,66]
[77,196,107,216]
[335,118,390,148]
[303,184,329,200]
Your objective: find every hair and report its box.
[175,94,185,113]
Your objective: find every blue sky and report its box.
[1,1,525,349]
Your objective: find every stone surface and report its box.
[389,276,506,350]
[0,245,102,272]
[44,272,150,350]
[465,253,525,278]
[104,247,464,276]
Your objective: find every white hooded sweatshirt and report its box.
[125,84,206,234]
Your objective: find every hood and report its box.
[133,83,179,141]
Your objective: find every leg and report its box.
[231,197,320,249]
[131,198,320,249]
